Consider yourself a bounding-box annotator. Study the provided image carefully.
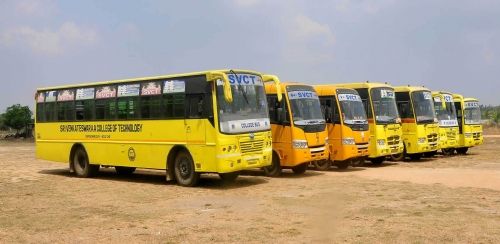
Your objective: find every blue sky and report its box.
[1,0,499,111]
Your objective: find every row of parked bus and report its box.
[34,69,483,186]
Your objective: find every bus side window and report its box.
[117,97,139,120]
[140,95,162,119]
[331,96,341,124]
[396,92,413,119]
[44,102,56,122]
[163,94,185,119]
[36,103,45,122]
[57,101,75,121]
[95,99,116,120]
[267,95,278,123]
[76,100,95,121]
[186,94,204,118]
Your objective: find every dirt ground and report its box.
[0,138,499,243]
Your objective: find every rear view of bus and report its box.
[432,91,459,155]
[264,82,328,176]
[336,82,403,165]
[394,86,439,160]
[453,94,483,154]
[315,85,369,169]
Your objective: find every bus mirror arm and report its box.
[262,75,282,102]
[207,72,233,103]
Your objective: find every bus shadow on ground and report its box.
[38,167,268,189]
[240,169,325,178]
[356,162,399,168]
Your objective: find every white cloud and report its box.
[0,22,98,55]
[282,14,336,63]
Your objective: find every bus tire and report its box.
[314,160,331,171]
[174,150,200,187]
[456,148,468,154]
[219,172,239,183]
[442,148,454,156]
[72,146,99,178]
[115,166,136,175]
[335,160,350,170]
[370,157,384,165]
[292,163,308,174]
[264,152,282,177]
[409,153,422,160]
[390,153,404,161]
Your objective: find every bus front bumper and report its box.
[215,148,272,173]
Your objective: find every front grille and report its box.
[239,140,264,154]
[310,145,326,159]
[427,133,438,144]
[387,135,400,146]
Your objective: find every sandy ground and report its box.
[0,138,499,243]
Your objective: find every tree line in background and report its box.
[0,104,33,137]
[480,105,500,125]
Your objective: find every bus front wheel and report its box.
[335,160,350,170]
[264,153,282,177]
[174,151,200,187]
[370,157,384,165]
[72,147,99,178]
[409,153,422,160]
[292,163,308,174]
[456,148,468,154]
[314,160,331,171]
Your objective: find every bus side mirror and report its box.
[324,107,332,123]
[262,75,282,102]
[207,72,232,103]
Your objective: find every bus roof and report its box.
[432,91,453,96]
[394,86,430,93]
[314,85,357,96]
[37,69,263,91]
[264,81,310,94]
[334,82,394,90]
[464,97,479,102]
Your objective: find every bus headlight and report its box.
[464,133,472,138]
[292,140,308,149]
[418,137,426,144]
[376,139,385,146]
[342,138,355,145]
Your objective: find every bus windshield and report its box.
[412,91,436,124]
[370,87,399,124]
[464,101,481,125]
[287,86,325,126]
[216,73,270,134]
[337,92,367,125]
[433,94,458,127]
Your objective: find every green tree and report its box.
[3,104,32,134]
[0,113,7,131]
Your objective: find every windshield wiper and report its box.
[229,69,249,105]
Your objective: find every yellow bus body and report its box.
[264,82,328,174]
[431,91,459,152]
[395,86,439,158]
[453,94,483,153]
[35,69,276,185]
[315,85,370,166]
[335,82,403,164]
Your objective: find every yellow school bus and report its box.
[35,69,281,186]
[264,82,328,176]
[394,86,439,160]
[336,82,403,164]
[432,91,459,155]
[453,94,483,154]
[314,85,370,169]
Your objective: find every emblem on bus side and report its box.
[249,133,255,140]
[128,147,136,161]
